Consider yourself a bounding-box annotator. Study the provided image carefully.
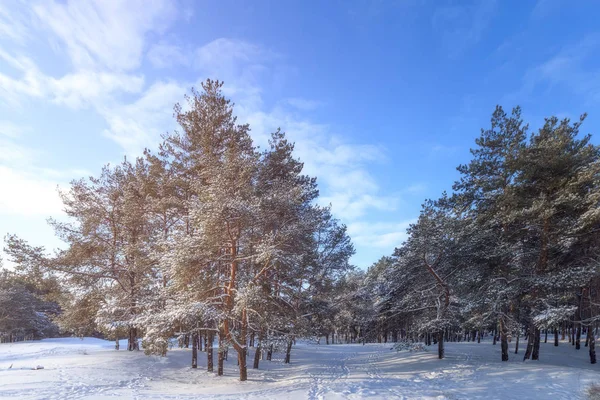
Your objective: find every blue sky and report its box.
[1,0,600,268]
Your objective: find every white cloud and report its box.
[101,80,188,155]
[147,41,189,69]
[285,98,323,111]
[347,220,415,249]
[0,47,145,109]
[405,183,427,194]
[0,121,28,138]
[510,34,600,105]
[51,71,145,109]
[32,0,178,71]
[0,0,32,44]
[0,166,63,217]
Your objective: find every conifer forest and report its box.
[2,80,600,395]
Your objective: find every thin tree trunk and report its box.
[590,330,596,364]
[554,327,559,346]
[500,318,509,361]
[218,327,224,376]
[267,344,273,361]
[544,330,548,344]
[524,325,534,361]
[207,331,214,372]
[284,337,293,364]
[128,327,138,351]
[532,327,541,360]
[437,331,444,359]
[115,337,120,350]
[253,331,263,369]
[515,332,519,354]
[191,332,198,369]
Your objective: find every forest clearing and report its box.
[1,336,598,399]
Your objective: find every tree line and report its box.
[331,106,599,365]
[3,80,354,381]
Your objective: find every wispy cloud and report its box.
[32,0,178,71]
[347,220,415,250]
[508,34,600,106]
[147,41,190,69]
[284,97,324,111]
[432,1,497,57]
[531,0,562,19]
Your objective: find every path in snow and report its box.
[0,337,598,399]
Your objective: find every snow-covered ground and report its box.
[0,337,598,399]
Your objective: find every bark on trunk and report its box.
[532,327,541,360]
[500,318,509,361]
[218,328,224,376]
[437,331,444,359]
[253,331,263,369]
[590,331,597,364]
[238,347,247,381]
[514,332,519,354]
[207,331,214,372]
[284,337,293,364]
[115,337,120,350]
[191,332,198,369]
[267,344,273,361]
[554,328,559,346]
[128,327,138,351]
[524,325,534,361]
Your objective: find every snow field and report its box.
[0,337,598,399]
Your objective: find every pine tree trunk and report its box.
[500,318,509,362]
[585,329,590,347]
[218,329,224,376]
[253,331,263,369]
[576,324,582,350]
[524,325,534,361]
[267,344,273,361]
[284,337,293,364]
[128,327,138,351]
[589,331,597,364]
[544,330,548,344]
[554,328,559,346]
[477,330,481,343]
[237,347,247,381]
[437,331,444,359]
[191,332,198,369]
[115,337,120,350]
[207,332,214,372]
[515,332,519,354]
[532,327,541,360]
